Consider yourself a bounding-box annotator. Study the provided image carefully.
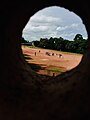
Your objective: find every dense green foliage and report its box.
[33,34,88,54]
[22,34,88,54]
[21,37,29,43]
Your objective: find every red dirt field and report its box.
[22,45,83,76]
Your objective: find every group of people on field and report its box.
[34,50,62,58]
[45,51,62,58]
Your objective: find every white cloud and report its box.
[56,26,68,31]
[28,25,49,32]
[56,23,79,31]
[22,6,88,41]
[23,14,61,35]
[30,14,61,23]
[71,23,79,27]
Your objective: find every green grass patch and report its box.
[46,66,66,73]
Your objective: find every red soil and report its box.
[22,46,82,76]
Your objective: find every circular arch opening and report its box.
[21,6,88,77]
[1,1,90,120]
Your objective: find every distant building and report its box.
[21,42,33,46]
[32,41,34,46]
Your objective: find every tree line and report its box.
[22,34,88,54]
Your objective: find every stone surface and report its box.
[0,1,90,120]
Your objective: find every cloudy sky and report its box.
[22,6,88,41]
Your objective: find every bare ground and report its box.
[22,46,82,76]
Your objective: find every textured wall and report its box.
[0,1,90,120]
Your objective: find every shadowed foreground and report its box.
[0,0,90,120]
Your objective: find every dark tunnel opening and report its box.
[0,1,90,120]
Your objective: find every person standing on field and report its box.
[35,52,36,56]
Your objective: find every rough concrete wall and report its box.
[0,0,90,120]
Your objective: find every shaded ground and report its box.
[22,45,82,76]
